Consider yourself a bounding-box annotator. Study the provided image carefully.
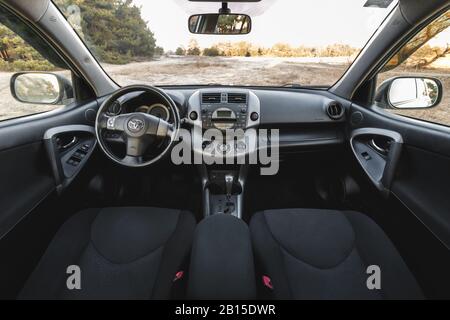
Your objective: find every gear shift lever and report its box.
[225,174,234,199]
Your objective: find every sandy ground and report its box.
[0,56,448,125]
[103,55,352,87]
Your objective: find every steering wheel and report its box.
[95,85,180,167]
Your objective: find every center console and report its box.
[187,214,256,299]
[199,165,248,218]
[186,89,260,219]
[186,89,261,159]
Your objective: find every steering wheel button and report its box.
[107,117,115,129]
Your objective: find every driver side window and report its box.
[376,10,449,126]
[0,5,74,122]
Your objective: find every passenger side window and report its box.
[375,10,449,126]
[0,6,74,122]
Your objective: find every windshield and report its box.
[54,0,398,87]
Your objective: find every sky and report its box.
[133,0,400,51]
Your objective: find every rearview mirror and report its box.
[10,72,73,105]
[188,14,251,35]
[376,77,442,109]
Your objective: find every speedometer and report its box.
[136,105,150,113]
[148,103,170,121]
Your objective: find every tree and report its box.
[187,39,200,56]
[187,47,201,56]
[54,0,157,64]
[175,47,185,56]
[154,46,164,56]
[0,25,54,71]
[383,11,450,71]
[203,47,220,56]
[419,44,450,67]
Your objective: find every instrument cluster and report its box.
[135,103,170,121]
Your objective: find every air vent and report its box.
[326,101,344,120]
[228,93,247,104]
[202,93,221,104]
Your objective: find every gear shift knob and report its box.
[225,174,234,198]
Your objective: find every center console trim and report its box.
[198,164,248,219]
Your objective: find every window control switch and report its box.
[67,157,81,166]
[361,151,371,161]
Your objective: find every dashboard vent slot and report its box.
[326,101,344,120]
[202,93,221,104]
[228,93,247,104]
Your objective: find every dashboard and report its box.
[101,86,349,158]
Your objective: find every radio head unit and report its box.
[201,93,248,130]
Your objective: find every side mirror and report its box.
[10,72,74,105]
[188,13,251,35]
[375,77,442,109]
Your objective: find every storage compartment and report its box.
[187,214,256,299]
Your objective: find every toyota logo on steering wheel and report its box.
[127,118,145,132]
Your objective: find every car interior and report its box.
[0,0,449,300]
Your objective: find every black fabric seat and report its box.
[19,207,196,300]
[250,208,424,300]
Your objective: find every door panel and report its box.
[0,141,54,237]
[349,103,450,249]
[0,100,98,239]
[392,145,450,247]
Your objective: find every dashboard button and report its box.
[250,112,259,121]
[217,143,231,153]
[236,141,247,150]
[189,111,198,121]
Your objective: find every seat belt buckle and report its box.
[262,275,273,290]
[173,270,184,282]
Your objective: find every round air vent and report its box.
[326,101,344,120]
[350,111,364,125]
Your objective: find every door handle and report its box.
[350,128,403,197]
[369,138,389,155]
[60,136,78,150]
